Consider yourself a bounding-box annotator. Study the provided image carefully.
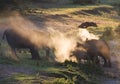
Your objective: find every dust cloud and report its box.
[77,28,99,41]
[48,28,77,62]
[109,40,120,67]
[6,12,99,63]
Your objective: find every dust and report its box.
[5,12,99,63]
[102,40,120,79]
[48,28,77,62]
[109,40,120,67]
[77,28,99,42]
[8,12,51,48]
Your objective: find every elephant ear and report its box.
[76,42,83,47]
[84,39,90,50]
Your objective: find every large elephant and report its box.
[2,28,50,61]
[72,39,111,67]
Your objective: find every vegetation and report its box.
[0,54,102,84]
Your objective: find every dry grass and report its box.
[24,4,119,28]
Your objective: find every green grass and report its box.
[0,45,102,84]
[0,61,101,84]
[0,26,113,83]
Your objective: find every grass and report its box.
[0,1,120,83]
[0,60,101,84]
[24,4,119,29]
[25,4,113,15]
[0,44,102,84]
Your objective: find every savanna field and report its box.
[0,0,120,84]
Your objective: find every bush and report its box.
[72,0,99,5]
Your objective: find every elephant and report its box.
[2,28,51,61]
[71,39,111,67]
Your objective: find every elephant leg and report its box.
[108,59,111,67]
[45,48,50,57]
[10,48,19,61]
[93,56,99,65]
[93,53,100,65]
[100,56,109,67]
[86,54,92,63]
[104,59,111,67]
[30,48,40,60]
[89,54,99,65]
[96,56,100,65]
[103,58,107,67]
[42,47,50,61]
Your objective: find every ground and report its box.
[0,2,120,84]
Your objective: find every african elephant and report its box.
[85,39,111,67]
[2,28,51,61]
[71,39,111,67]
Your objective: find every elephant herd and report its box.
[2,28,111,67]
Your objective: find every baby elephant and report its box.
[85,39,111,67]
[72,39,111,67]
[2,28,50,61]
